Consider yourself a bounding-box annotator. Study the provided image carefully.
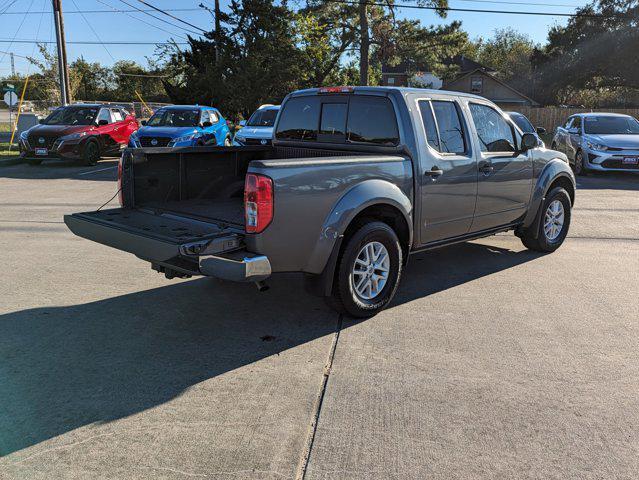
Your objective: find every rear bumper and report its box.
[199,251,271,282]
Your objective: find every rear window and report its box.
[276,94,399,146]
[275,96,320,141]
[347,96,399,146]
[419,100,467,155]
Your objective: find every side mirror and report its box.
[239,120,247,127]
[201,121,213,128]
[536,126,546,135]
[521,133,538,152]
[97,119,109,126]
[141,120,147,126]
[568,127,578,134]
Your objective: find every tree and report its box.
[533,0,639,105]
[474,28,535,84]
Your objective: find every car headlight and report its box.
[60,131,88,141]
[586,141,609,151]
[168,134,196,146]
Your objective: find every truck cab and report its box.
[65,87,575,317]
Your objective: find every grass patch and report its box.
[0,142,21,163]
[0,123,12,133]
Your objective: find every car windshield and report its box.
[42,107,99,126]
[509,113,535,133]
[584,116,639,135]
[147,109,200,127]
[247,108,278,127]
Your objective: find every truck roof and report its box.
[289,86,489,102]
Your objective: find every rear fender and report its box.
[304,179,412,290]
[522,158,575,233]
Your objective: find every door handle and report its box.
[425,167,443,178]
[479,163,494,175]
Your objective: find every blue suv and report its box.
[129,105,231,148]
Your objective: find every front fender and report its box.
[304,179,413,274]
[522,157,575,229]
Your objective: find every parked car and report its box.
[129,105,231,148]
[233,104,280,146]
[19,104,138,166]
[506,111,546,147]
[65,87,575,318]
[551,112,639,175]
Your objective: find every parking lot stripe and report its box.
[77,166,117,176]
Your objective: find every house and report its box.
[382,55,538,108]
[380,63,443,89]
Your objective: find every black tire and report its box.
[573,150,588,176]
[82,140,100,166]
[27,158,43,166]
[327,221,403,318]
[520,187,572,253]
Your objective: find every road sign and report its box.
[4,91,18,107]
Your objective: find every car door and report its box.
[467,102,533,231]
[108,108,129,146]
[95,108,119,154]
[555,117,574,154]
[416,96,478,244]
[566,115,582,161]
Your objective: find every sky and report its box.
[0,0,589,76]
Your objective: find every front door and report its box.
[467,102,533,231]
[417,98,478,244]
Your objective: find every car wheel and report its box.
[82,140,100,166]
[224,136,232,147]
[520,187,572,253]
[327,221,403,318]
[574,150,588,176]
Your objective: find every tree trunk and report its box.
[359,1,369,86]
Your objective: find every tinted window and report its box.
[418,100,440,151]
[583,116,639,134]
[97,108,112,124]
[111,109,124,122]
[275,97,320,141]
[572,116,582,130]
[509,113,535,133]
[431,101,466,154]
[320,103,347,137]
[469,103,516,153]
[347,96,398,146]
[42,106,99,126]
[147,109,200,127]
[247,108,278,127]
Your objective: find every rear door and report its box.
[109,108,129,145]
[95,108,119,154]
[416,96,478,244]
[467,101,533,231]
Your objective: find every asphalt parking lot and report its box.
[1,160,638,479]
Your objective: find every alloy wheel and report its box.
[543,199,565,241]
[351,241,390,300]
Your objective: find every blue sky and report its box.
[0,0,588,76]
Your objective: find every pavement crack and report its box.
[295,314,343,480]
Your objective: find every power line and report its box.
[118,0,203,35]
[323,0,632,18]
[0,0,35,65]
[0,39,190,45]
[135,0,207,33]
[70,0,115,61]
[0,7,203,14]
[94,0,189,40]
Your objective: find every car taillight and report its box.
[117,157,123,206]
[318,86,354,94]
[244,173,273,233]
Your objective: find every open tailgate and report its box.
[64,208,243,266]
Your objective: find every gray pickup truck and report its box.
[65,87,575,317]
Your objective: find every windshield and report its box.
[509,113,535,133]
[147,109,200,127]
[584,116,639,135]
[43,107,99,126]
[247,108,278,127]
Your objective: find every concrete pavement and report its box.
[0,161,638,479]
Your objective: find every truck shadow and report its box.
[0,241,538,456]
[0,159,118,182]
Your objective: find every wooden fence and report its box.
[509,107,639,132]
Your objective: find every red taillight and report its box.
[244,173,273,233]
[117,157,123,206]
[319,86,354,94]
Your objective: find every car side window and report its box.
[97,108,112,124]
[208,110,219,123]
[111,109,124,122]
[469,103,516,153]
[564,118,574,129]
[571,116,582,132]
[424,100,467,154]
[417,100,440,151]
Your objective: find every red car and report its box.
[19,104,139,165]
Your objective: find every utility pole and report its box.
[199,2,220,64]
[359,0,369,86]
[52,0,70,105]
[10,53,15,77]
